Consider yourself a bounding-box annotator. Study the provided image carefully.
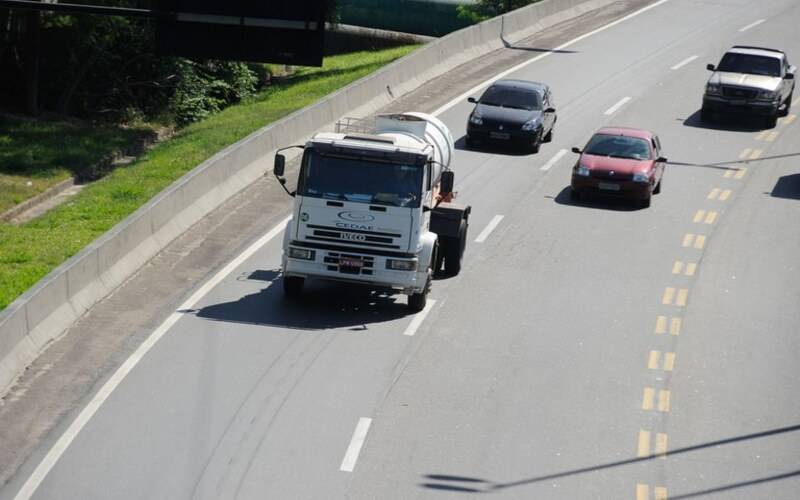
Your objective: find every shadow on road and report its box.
[550,186,641,211]
[667,152,800,170]
[419,423,800,495]
[454,135,535,157]
[770,173,800,200]
[682,109,768,132]
[181,268,411,331]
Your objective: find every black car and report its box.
[466,79,557,153]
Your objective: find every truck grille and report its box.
[721,86,758,99]
[306,224,401,249]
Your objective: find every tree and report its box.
[457,0,540,23]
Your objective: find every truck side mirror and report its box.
[274,154,286,177]
[440,170,454,194]
[706,63,715,71]
[786,72,795,80]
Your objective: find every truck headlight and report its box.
[469,112,483,125]
[522,119,541,131]
[706,84,721,95]
[633,172,651,183]
[574,165,591,177]
[288,247,315,260]
[386,259,417,271]
[758,89,778,99]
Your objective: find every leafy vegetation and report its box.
[0,46,416,310]
[457,0,543,23]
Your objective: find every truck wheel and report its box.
[407,276,430,312]
[283,276,304,298]
[433,240,444,275]
[765,114,778,129]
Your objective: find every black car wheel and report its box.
[530,130,542,153]
[543,126,554,143]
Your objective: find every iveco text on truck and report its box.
[272,112,471,311]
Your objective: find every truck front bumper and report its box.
[702,96,780,116]
[283,243,427,294]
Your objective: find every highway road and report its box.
[2,0,800,498]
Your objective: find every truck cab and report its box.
[273,113,470,311]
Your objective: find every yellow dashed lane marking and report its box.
[664,288,689,306]
[638,431,668,458]
[637,484,668,500]
[738,148,752,160]
[662,287,676,305]
[682,234,706,248]
[755,130,769,141]
[783,113,797,125]
[655,316,682,336]
[725,167,747,179]
[676,288,688,306]
[692,210,705,223]
[766,131,779,142]
[704,211,718,224]
[719,189,731,201]
[707,188,720,200]
[638,430,651,457]
[670,317,682,336]
[734,168,747,180]
[671,261,696,276]
[693,210,717,224]
[658,390,671,412]
[642,387,655,410]
[749,149,762,160]
[655,433,668,457]
[648,351,675,371]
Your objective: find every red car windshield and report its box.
[584,134,652,160]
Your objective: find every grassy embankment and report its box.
[0,46,417,310]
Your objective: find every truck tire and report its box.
[780,92,793,117]
[283,276,304,298]
[407,275,430,312]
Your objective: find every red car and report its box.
[570,127,667,208]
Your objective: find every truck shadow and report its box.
[181,269,411,331]
[682,109,770,131]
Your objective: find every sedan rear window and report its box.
[584,134,652,160]
[479,86,542,111]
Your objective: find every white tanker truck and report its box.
[272,112,471,311]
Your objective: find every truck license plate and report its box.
[598,182,621,191]
[490,132,510,140]
[339,257,363,268]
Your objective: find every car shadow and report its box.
[682,109,769,131]
[770,173,800,200]
[551,186,642,212]
[181,268,412,331]
[454,135,535,157]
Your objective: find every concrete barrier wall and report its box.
[0,0,626,393]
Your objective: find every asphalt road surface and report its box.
[2,0,799,498]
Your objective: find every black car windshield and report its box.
[298,150,423,208]
[583,134,652,160]
[479,86,542,110]
[717,53,782,77]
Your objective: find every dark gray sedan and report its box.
[466,79,557,153]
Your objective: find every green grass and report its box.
[0,46,417,310]
[0,120,155,214]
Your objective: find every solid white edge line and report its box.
[540,149,568,171]
[474,215,504,243]
[671,55,698,70]
[431,0,670,117]
[739,19,765,32]
[403,300,436,336]
[13,215,292,500]
[340,417,373,472]
[604,96,632,116]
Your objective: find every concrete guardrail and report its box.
[0,0,625,393]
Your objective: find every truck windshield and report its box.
[299,150,424,208]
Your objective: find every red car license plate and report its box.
[339,257,363,268]
[598,182,621,191]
